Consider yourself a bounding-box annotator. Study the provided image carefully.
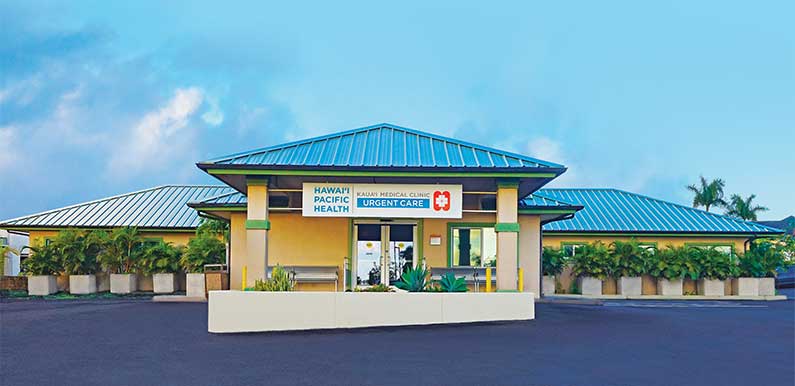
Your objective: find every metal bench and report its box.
[268,265,340,291]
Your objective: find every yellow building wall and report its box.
[28,230,197,247]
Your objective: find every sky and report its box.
[1,0,793,221]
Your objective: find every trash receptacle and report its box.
[204,264,229,296]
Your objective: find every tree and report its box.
[686,176,726,212]
[724,194,769,221]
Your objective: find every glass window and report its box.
[690,244,733,255]
[562,243,587,258]
[639,244,657,254]
[451,227,496,267]
[0,237,7,246]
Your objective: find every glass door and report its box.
[355,222,416,287]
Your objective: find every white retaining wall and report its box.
[208,291,535,333]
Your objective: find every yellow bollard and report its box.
[242,265,248,290]
[518,268,524,292]
[485,267,492,292]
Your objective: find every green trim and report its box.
[245,219,271,230]
[496,179,520,189]
[416,219,424,267]
[207,168,557,178]
[446,222,496,267]
[495,222,520,232]
[246,177,269,186]
[543,232,758,238]
[518,209,577,215]
[192,206,247,212]
[496,289,519,293]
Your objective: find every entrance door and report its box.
[355,223,415,287]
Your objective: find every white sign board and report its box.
[302,183,463,219]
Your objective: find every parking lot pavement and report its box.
[1,298,793,386]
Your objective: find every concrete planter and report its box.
[617,276,642,296]
[542,275,556,295]
[28,275,57,296]
[208,291,535,333]
[69,275,97,294]
[758,278,775,296]
[732,277,759,296]
[110,274,138,294]
[186,273,206,298]
[697,279,725,296]
[578,276,602,296]
[656,278,683,296]
[153,273,177,294]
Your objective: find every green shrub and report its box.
[611,239,650,277]
[54,229,100,275]
[739,237,794,277]
[355,283,394,292]
[692,247,737,280]
[542,247,566,276]
[647,246,695,280]
[20,243,61,276]
[394,265,430,292]
[97,227,141,274]
[435,272,468,292]
[570,241,616,280]
[140,241,183,274]
[181,232,225,273]
[251,265,294,291]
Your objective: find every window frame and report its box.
[560,241,588,258]
[685,242,735,255]
[447,222,496,267]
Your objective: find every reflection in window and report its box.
[690,244,733,255]
[562,243,587,258]
[452,227,496,267]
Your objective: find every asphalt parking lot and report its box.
[1,296,793,386]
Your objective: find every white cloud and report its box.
[0,127,19,171]
[108,87,204,175]
[201,95,224,126]
[526,136,579,186]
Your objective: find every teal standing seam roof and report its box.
[537,188,783,234]
[199,123,565,170]
[0,185,234,229]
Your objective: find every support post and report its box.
[495,181,519,291]
[245,178,269,287]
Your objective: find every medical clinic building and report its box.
[1,124,781,295]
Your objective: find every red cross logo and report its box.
[433,191,451,211]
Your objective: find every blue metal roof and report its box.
[538,188,783,234]
[200,123,564,169]
[519,193,580,209]
[0,186,234,229]
[188,191,248,207]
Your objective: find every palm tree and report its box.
[724,194,768,221]
[686,176,727,212]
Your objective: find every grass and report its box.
[0,290,158,300]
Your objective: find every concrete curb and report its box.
[152,295,207,303]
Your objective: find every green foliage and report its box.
[724,194,768,221]
[196,218,230,241]
[20,242,61,276]
[394,265,430,292]
[97,227,142,274]
[542,247,566,276]
[647,246,695,280]
[570,241,616,280]
[686,176,726,212]
[251,265,294,291]
[738,237,794,277]
[435,272,468,292]
[611,239,650,277]
[355,283,394,292]
[181,232,226,273]
[53,229,100,275]
[692,247,738,280]
[140,241,184,274]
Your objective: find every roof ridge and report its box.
[607,188,784,233]
[0,185,231,226]
[201,123,564,168]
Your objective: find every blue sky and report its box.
[1,1,792,220]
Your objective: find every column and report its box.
[518,215,541,298]
[245,178,269,287]
[495,180,519,291]
[229,212,248,290]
